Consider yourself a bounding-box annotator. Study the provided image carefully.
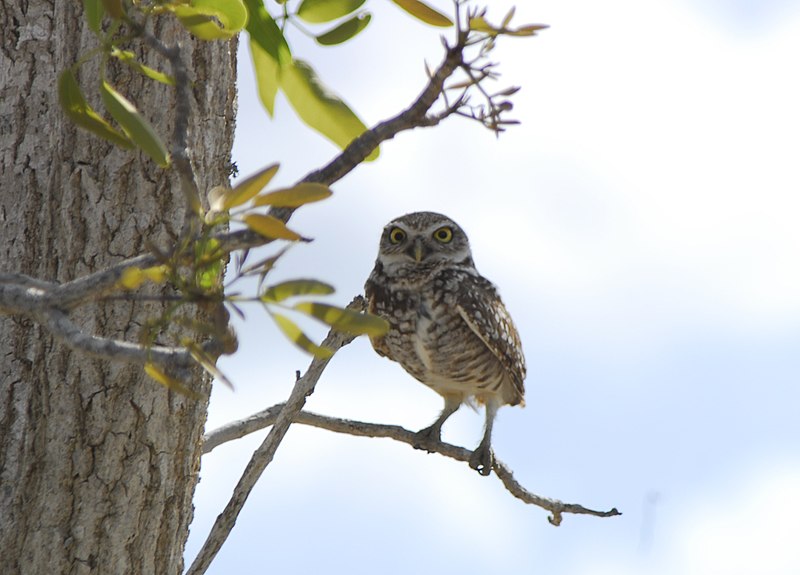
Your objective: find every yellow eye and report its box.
[388,227,406,244]
[433,226,453,243]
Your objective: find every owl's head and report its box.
[375,211,475,275]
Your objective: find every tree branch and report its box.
[0,27,482,373]
[201,405,621,526]
[186,297,367,575]
[218,32,469,249]
[0,277,201,377]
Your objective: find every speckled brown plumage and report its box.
[364,212,526,475]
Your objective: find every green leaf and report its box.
[172,0,248,40]
[297,0,366,24]
[294,302,389,337]
[250,40,280,116]
[195,237,223,291]
[261,279,335,303]
[244,0,290,116]
[244,0,290,62]
[390,0,452,27]
[58,70,133,149]
[271,313,333,358]
[84,0,104,32]
[244,214,305,241]
[111,49,176,85]
[253,182,332,208]
[100,80,170,167]
[316,12,371,45]
[281,59,378,161]
[218,163,280,210]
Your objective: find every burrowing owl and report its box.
[364,211,525,476]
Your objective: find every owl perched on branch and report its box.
[364,211,526,476]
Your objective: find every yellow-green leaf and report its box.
[390,0,452,27]
[502,6,515,28]
[469,15,548,36]
[223,163,280,210]
[119,267,145,290]
[280,59,378,161]
[244,214,305,241]
[297,0,365,23]
[505,24,549,37]
[195,238,223,290]
[187,343,234,390]
[250,40,280,116]
[112,49,175,85]
[261,279,335,303]
[316,13,371,45]
[469,15,495,33]
[118,265,168,289]
[244,0,289,116]
[100,81,170,167]
[244,0,290,62]
[294,302,389,337]
[144,363,201,399]
[84,0,104,32]
[271,313,333,358]
[253,183,332,208]
[58,70,133,149]
[143,265,169,283]
[172,0,248,40]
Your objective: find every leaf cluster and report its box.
[62,0,544,396]
[116,161,387,393]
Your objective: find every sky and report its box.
[185,1,800,573]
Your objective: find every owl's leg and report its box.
[469,398,499,476]
[414,394,461,448]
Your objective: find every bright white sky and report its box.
[185,1,800,573]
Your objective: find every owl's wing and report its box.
[364,271,392,359]
[455,274,526,404]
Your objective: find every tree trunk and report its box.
[0,2,236,573]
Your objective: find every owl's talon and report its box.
[412,425,441,451]
[469,443,494,476]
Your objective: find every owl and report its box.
[364,212,526,476]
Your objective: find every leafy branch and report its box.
[0,2,625,573]
[7,0,546,396]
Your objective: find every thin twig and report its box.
[201,405,621,525]
[141,29,202,235]
[185,297,367,575]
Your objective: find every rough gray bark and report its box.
[0,2,236,573]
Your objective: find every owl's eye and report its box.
[388,227,406,244]
[433,226,453,243]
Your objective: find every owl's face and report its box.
[375,212,474,276]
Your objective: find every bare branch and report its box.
[186,297,367,575]
[220,33,470,248]
[0,276,200,377]
[38,307,195,368]
[201,405,621,525]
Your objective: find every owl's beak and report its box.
[408,238,427,262]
